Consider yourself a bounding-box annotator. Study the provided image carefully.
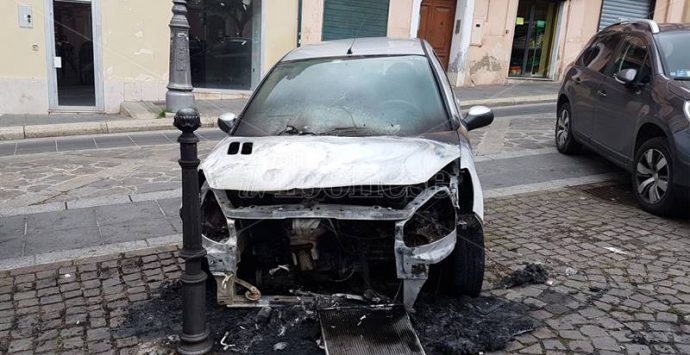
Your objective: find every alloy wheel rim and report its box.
[556,108,570,148]
[635,148,669,204]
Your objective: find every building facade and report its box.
[2,0,689,114]
[299,0,690,87]
[2,0,300,114]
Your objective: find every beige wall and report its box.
[301,0,324,44]
[554,0,601,79]
[100,0,170,113]
[464,0,606,86]
[464,0,519,86]
[0,0,50,114]
[263,0,299,73]
[653,0,689,23]
[388,0,414,38]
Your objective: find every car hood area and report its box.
[201,135,461,191]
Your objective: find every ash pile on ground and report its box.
[499,263,548,288]
[119,281,537,354]
[412,295,535,354]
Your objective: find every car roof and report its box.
[282,37,426,62]
[602,21,690,35]
[657,23,690,33]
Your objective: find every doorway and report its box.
[47,0,102,110]
[508,0,558,78]
[417,0,457,70]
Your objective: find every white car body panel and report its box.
[201,135,462,192]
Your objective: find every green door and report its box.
[322,0,390,41]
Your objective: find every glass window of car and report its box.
[235,55,451,137]
[655,31,690,80]
[607,36,652,83]
[579,32,623,73]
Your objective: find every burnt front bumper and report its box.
[201,183,463,310]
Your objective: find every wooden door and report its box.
[417,0,457,70]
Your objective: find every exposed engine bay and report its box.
[199,161,482,311]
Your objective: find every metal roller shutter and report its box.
[322,0,390,41]
[598,0,652,30]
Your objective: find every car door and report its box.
[592,35,654,164]
[569,32,623,141]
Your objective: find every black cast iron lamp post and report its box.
[166,0,195,112]
[175,108,213,354]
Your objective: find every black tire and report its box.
[555,102,582,155]
[632,137,681,216]
[446,216,485,297]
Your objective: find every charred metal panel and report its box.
[319,306,425,355]
[200,136,462,192]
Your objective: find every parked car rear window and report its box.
[655,32,690,80]
[235,55,451,137]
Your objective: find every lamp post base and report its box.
[178,333,213,355]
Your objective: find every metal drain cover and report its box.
[580,184,637,207]
[319,305,425,355]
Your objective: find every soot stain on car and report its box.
[117,280,539,354]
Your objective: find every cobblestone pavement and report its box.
[0,184,688,354]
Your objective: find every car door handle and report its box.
[597,90,607,97]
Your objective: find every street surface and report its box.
[1,102,689,354]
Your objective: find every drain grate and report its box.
[580,184,637,207]
[319,305,425,355]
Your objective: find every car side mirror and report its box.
[614,68,638,85]
[218,113,237,134]
[463,106,494,131]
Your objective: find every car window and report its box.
[579,32,623,73]
[235,55,451,137]
[608,36,652,83]
[655,31,690,80]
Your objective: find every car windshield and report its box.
[234,55,451,137]
[655,31,690,80]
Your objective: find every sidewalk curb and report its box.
[1,95,556,141]
[459,94,556,109]
[0,116,218,141]
[0,234,182,272]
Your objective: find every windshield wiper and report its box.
[320,126,376,136]
[673,77,690,81]
[277,125,316,136]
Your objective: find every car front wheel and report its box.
[555,102,581,154]
[633,137,680,216]
[444,216,485,297]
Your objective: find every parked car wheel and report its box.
[445,217,485,297]
[555,102,581,154]
[633,137,680,216]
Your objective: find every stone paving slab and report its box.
[0,185,687,354]
[0,198,182,259]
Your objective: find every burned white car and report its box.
[198,38,494,310]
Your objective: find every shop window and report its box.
[188,0,260,90]
[509,0,558,78]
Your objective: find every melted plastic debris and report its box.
[499,263,549,288]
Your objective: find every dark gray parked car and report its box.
[557,20,690,215]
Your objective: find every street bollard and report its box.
[174,108,213,355]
